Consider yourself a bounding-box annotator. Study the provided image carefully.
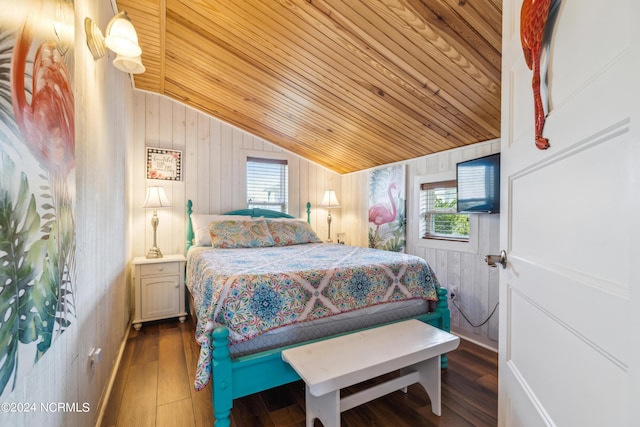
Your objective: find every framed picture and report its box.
[146,147,182,181]
[368,164,406,252]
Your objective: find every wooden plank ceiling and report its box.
[116,0,502,174]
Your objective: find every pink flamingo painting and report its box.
[11,19,75,177]
[368,182,398,243]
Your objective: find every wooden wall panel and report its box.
[340,139,500,348]
[132,91,342,257]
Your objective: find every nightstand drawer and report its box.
[140,261,180,276]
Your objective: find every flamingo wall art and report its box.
[368,164,406,252]
[0,0,76,398]
[521,0,553,150]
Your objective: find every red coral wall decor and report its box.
[520,0,552,149]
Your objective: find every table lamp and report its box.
[320,190,340,242]
[143,186,171,258]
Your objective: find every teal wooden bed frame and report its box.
[185,200,452,427]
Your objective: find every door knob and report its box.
[485,250,507,269]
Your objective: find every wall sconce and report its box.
[84,11,145,74]
[320,190,340,242]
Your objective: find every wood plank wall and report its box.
[132,90,498,349]
[341,140,500,348]
[131,91,342,258]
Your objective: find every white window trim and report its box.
[411,172,479,254]
[242,149,296,215]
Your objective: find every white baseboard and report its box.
[94,322,131,427]
[451,326,498,353]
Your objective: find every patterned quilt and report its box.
[186,243,440,390]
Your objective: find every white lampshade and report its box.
[320,190,340,208]
[143,186,171,209]
[85,11,145,74]
[105,11,142,57]
[113,54,145,74]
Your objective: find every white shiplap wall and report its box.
[131,91,342,258]
[340,140,501,349]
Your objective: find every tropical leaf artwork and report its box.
[367,164,406,252]
[0,29,21,154]
[0,3,76,398]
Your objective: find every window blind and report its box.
[419,182,469,240]
[246,157,288,213]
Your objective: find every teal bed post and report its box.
[437,287,451,332]
[306,202,311,224]
[212,327,233,427]
[436,287,451,369]
[186,200,194,252]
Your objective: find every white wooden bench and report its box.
[282,319,460,427]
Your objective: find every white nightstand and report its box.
[132,254,187,330]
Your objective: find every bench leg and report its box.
[305,386,340,427]
[415,356,442,415]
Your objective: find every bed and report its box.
[184,200,452,426]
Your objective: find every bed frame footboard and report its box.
[211,328,302,427]
[212,328,232,427]
[435,287,451,368]
[209,286,452,426]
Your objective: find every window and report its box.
[419,180,469,241]
[246,157,288,212]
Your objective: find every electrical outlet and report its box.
[449,285,459,300]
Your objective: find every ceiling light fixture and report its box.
[84,11,145,74]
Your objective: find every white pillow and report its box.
[191,214,252,246]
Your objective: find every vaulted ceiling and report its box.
[116,0,502,174]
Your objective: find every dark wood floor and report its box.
[102,317,497,427]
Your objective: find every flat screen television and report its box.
[456,153,500,213]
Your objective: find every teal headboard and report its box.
[224,208,295,219]
[185,200,312,253]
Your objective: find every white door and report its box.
[499,0,639,426]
